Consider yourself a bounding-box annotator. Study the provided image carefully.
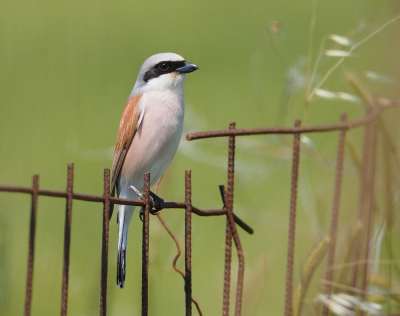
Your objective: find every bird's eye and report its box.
[158,62,169,72]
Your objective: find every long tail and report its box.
[117,205,134,288]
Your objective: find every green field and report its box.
[1,0,399,315]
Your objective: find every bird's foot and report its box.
[149,191,165,214]
[129,185,164,221]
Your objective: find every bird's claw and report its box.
[137,191,165,221]
[149,191,164,214]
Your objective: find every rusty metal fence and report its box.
[0,99,396,316]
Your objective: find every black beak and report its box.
[176,61,199,74]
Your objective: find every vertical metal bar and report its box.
[284,119,301,316]
[322,113,347,316]
[222,122,236,315]
[100,169,111,316]
[360,120,378,306]
[24,175,39,316]
[61,163,74,316]
[223,122,245,316]
[142,173,151,316]
[220,185,232,316]
[185,170,192,316]
[351,120,372,291]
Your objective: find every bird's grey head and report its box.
[131,53,198,95]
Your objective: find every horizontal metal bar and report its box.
[186,103,382,141]
[0,186,34,194]
[0,186,253,234]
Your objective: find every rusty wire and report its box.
[154,174,203,316]
[156,212,203,315]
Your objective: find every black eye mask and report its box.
[143,60,186,82]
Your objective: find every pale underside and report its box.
[112,89,184,205]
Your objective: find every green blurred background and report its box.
[1,0,399,315]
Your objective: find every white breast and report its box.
[118,89,184,198]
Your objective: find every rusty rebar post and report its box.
[284,119,301,316]
[360,120,378,307]
[142,173,151,316]
[322,113,347,316]
[220,185,232,316]
[222,121,236,316]
[224,122,245,316]
[100,169,111,316]
[185,170,192,316]
[61,163,74,316]
[24,175,39,316]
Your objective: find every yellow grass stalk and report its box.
[293,236,331,316]
[335,222,363,287]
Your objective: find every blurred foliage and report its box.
[0,0,399,315]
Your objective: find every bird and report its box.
[110,53,198,288]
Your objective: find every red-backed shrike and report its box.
[110,53,198,288]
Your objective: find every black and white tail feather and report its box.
[116,204,133,288]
